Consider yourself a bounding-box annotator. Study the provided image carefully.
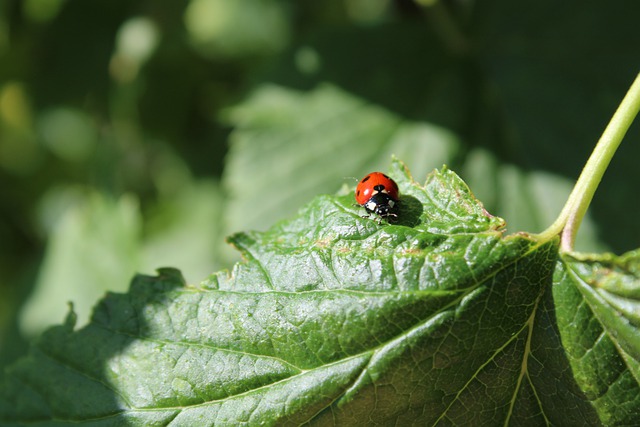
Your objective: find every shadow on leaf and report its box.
[394,195,422,228]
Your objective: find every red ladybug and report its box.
[355,172,399,221]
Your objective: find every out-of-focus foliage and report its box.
[1,0,639,376]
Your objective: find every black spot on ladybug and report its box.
[356,190,361,197]
[361,175,371,183]
[374,184,385,192]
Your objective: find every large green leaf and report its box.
[1,160,637,425]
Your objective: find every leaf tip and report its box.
[390,156,414,184]
[155,267,187,285]
[63,301,77,330]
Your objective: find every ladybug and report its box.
[355,172,399,222]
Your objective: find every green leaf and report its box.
[1,160,637,425]
[140,180,226,283]
[554,251,640,425]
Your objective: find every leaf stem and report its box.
[537,73,640,251]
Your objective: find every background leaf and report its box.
[19,191,140,336]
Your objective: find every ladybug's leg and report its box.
[361,207,373,220]
[379,211,398,225]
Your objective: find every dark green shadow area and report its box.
[394,195,423,228]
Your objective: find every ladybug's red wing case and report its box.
[355,172,399,204]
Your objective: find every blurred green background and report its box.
[1,0,639,371]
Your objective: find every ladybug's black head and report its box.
[364,192,397,218]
